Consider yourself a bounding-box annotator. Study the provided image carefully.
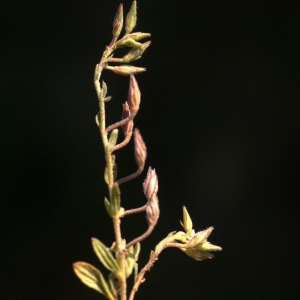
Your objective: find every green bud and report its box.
[196,241,222,252]
[180,206,193,232]
[121,41,151,63]
[105,65,146,76]
[126,32,151,41]
[125,1,137,34]
[112,4,123,39]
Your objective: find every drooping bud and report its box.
[127,75,141,114]
[121,102,133,135]
[143,167,158,202]
[105,65,146,76]
[112,4,123,40]
[146,195,160,226]
[134,128,147,167]
[125,1,137,34]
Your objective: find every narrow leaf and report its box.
[104,197,112,217]
[73,262,114,299]
[110,184,121,217]
[92,238,121,276]
[106,129,119,152]
[95,112,101,127]
[102,81,107,98]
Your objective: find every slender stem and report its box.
[126,224,154,249]
[95,42,128,300]
[121,204,147,217]
[113,217,127,300]
[115,164,144,186]
[113,130,133,151]
[106,112,136,133]
[128,251,158,300]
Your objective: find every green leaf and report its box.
[104,197,112,217]
[104,96,112,102]
[134,262,138,281]
[102,81,107,98]
[106,129,119,152]
[108,273,119,298]
[73,262,114,299]
[104,156,117,184]
[110,184,121,217]
[95,112,101,127]
[125,245,135,278]
[92,238,121,276]
[134,242,141,261]
[180,206,193,232]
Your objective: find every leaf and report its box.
[104,156,117,184]
[73,262,114,299]
[104,197,112,217]
[92,238,121,276]
[180,206,193,232]
[108,273,119,298]
[106,129,119,152]
[95,112,101,127]
[102,81,107,98]
[110,184,121,217]
[125,245,135,278]
[104,96,112,102]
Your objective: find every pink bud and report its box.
[134,128,147,166]
[127,75,141,113]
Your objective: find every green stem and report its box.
[95,41,127,300]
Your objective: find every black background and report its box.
[2,0,299,299]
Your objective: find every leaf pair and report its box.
[73,238,122,299]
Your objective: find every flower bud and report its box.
[126,32,151,41]
[122,41,151,63]
[146,195,160,226]
[125,0,137,34]
[180,206,193,233]
[189,227,214,247]
[134,128,147,167]
[143,167,158,202]
[105,65,146,76]
[127,75,141,113]
[112,4,123,39]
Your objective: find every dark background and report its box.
[2,0,299,299]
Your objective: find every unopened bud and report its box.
[180,206,193,233]
[125,0,137,34]
[121,102,133,134]
[105,65,146,76]
[146,195,160,226]
[143,167,158,202]
[112,4,123,39]
[126,32,151,41]
[189,227,214,247]
[134,128,147,166]
[127,75,141,113]
[122,41,151,63]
